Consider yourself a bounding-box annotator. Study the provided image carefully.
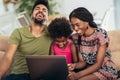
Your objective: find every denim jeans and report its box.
[2,73,31,80]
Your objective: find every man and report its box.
[0,0,52,80]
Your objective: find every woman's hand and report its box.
[68,63,76,71]
[68,71,79,80]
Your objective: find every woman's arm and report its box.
[0,44,18,79]
[77,44,107,78]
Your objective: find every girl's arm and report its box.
[70,43,78,63]
[69,43,86,70]
[49,41,54,55]
[0,44,18,79]
[74,52,86,69]
[76,44,107,78]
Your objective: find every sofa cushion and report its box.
[0,35,9,51]
[117,78,120,80]
[107,30,120,71]
[108,30,120,52]
[111,51,120,71]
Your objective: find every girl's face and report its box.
[55,36,68,49]
[70,17,89,36]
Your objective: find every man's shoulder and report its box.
[13,27,28,33]
[17,26,28,30]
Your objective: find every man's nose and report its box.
[38,9,43,13]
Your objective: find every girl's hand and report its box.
[68,63,76,71]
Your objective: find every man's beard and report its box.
[32,17,46,25]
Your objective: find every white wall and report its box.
[114,0,120,29]
[0,1,18,35]
[57,0,115,31]
[58,0,114,19]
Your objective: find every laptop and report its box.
[26,55,68,80]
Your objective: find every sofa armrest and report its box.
[0,36,9,51]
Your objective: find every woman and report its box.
[68,7,118,80]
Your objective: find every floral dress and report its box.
[71,28,118,80]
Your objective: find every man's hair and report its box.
[32,0,49,13]
[48,17,73,39]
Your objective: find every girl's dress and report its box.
[53,40,73,63]
[72,28,118,80]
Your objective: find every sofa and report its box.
[0,30,120,79]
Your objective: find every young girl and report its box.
[68,7,118,80]
[48,17,78,63]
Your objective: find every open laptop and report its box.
[26,55,68,80]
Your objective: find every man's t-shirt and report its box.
[9,26,52,74]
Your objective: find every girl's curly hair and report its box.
[48,17,73,39]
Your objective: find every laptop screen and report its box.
[26,55,68,80]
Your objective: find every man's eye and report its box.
[43,9,47,12]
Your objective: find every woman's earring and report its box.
[87,26,89,29]
[86,26,88,30]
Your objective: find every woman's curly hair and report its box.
[48,17,73,39]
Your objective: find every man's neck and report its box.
[29,22,46,37]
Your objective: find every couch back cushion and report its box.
[108,30,120,52]
[108,30,120,70]
[111,51,120,70]
[0,35,9,51]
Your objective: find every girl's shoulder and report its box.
[67,40,76,48]
[69,33,79,41]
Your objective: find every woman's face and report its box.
[70,17,88,36]
[54,36,68,49]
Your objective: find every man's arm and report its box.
[0,44,18,79]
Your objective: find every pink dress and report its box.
[53,41,73,63]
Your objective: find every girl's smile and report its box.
[55,36,68,49]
